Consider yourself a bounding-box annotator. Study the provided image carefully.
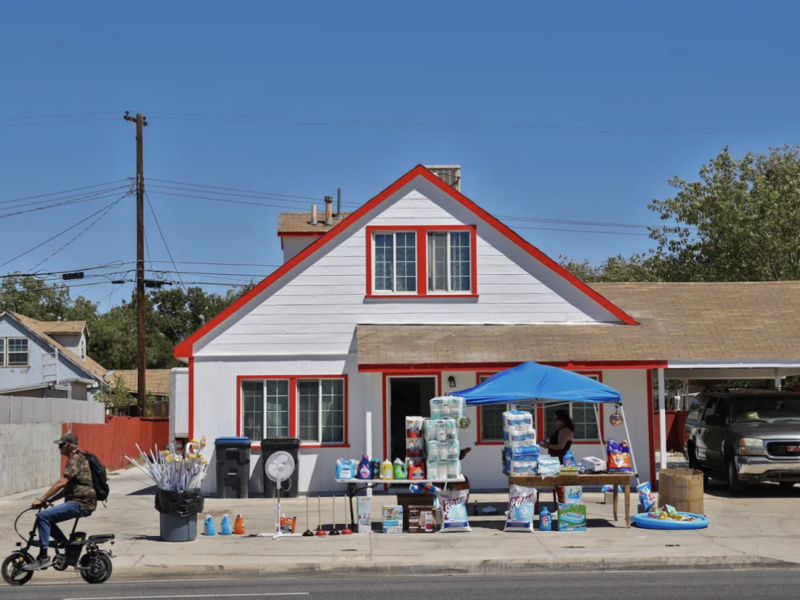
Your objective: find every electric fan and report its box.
[258,451,300,539]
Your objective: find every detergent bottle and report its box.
[203,514,216,536]
[357,455,372,480]
[563,450,577,468]
[539,506,552,532]
[233,514,245,534]
[393,458,408,480]
[381,459,394,480]
[220,514,232,535]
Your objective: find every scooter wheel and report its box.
[79,553,112,584]
[2,552,34,586]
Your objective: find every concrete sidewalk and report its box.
[2,468,800,581]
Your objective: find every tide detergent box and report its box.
[382,505,403,534]
[357,497,371,533]
[558,502,587,532]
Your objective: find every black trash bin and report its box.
[261,437,300,498]
[214,437,251,499]
[155,489,204,542]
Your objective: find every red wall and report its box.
[653,410,689,452]
[64,416,169,471]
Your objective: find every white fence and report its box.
[0,396,105,425]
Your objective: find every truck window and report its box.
[687,397,704,421]
[701,399,719,425]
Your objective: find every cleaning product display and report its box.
[562,486,583,505]
[557,502,587,532]
[279,515,297,534]
[357,497,372,533]
[371,459,381,479]
[203,514,216,536]
[440,491,471,532]
[562,450,577,468]
[504,484,537,532]
[537,456,562,477]
[607,438,633,473]
[539,506,552,531]
[406,416,424,438]
[234,514,245,534]
[637,481,656,512]
[382,506,403,534]
[406,438,425,458]
[408,460,426,480]
[220,514,232,535]
[381,459,394,480]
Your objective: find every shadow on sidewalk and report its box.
[703,479,800,499]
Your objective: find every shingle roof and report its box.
[356,282,800,366]
[109,369,171,396]
[39,321,86,335]
[278,212,351,234]
[9,312,110,383]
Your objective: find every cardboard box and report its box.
[408,505,436,533]
[557,502,587,531]
[562,485,583,505]
[357,497,371,533]
[658,469,704,515]
[382,505,403,534]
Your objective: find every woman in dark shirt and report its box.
[541,409,574,463]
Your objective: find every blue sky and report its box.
[1,1,799,309]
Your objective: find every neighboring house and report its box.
[107,369,171,416]
[172,165,800,494]
[0,312,110,400]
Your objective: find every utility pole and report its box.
[123,112,148,416]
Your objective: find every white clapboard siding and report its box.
[195,176,621,357]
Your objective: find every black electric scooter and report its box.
[2,506,114,586]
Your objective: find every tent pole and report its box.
[620,405,640,486]
[593,404,604,457]
[658,368,667,472]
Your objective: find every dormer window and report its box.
[366,225,477,297]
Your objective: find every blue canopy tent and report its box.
[455,362,637,476]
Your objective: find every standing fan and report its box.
[258,451,300,539]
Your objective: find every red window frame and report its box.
[475,371,606,445]
[236,374,349,449]
[365,225,478,298]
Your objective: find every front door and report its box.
[388,377,436,462]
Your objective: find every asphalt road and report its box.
[2,571,800,600]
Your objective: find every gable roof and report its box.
[4,312,109,384]
[174,165,637,359]
[278,212,351,234]
[356,281,800,366]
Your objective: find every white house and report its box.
[173,165,800,494]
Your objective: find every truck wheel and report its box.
[727,460,748,495]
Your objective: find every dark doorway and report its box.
[389,377,436,461]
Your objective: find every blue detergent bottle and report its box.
[357,455,372,480]
[203,514,216,536]
[220,514,232,535]
[539,506,552,531]
[563,450,576,468]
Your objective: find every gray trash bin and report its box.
[215,436,252,498]
[160,513,198,542]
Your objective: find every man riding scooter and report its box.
[24,433,96,571]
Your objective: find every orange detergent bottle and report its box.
[233,514,245,535]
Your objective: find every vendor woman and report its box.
[540,409,574,463]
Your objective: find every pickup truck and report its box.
[684,390,800,494]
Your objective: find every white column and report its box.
[658,368,667,471]
[363,373,373,497]
[775,376,782,390]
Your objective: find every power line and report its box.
[0,190,129,220]
[146,178,335,204]
[0,117,120,128]
[0,111,121,122]
[0,180,128,207]
[147,189,321,211]
[146,183,332,210]
[144,191,185,291]
[27,194,129,271]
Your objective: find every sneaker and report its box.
[22,557,53,571]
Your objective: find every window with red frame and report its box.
[478,374,507,442]
[542,374,601,441]
[368,226,475,296]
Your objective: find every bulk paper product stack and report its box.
[502,410,539,476]
[405,416,426,480]
[423,396,465,480]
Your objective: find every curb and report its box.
[36,554,800,582]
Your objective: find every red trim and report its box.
[188,358,194,442]
[278,232,327,238]
[647,369,656,483]
[365,224,477,298]
[359,360,668,373]
[235,374,349,448]
[175,165,635,359]
[382,372,441,459]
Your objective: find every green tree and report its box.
[649,145,800,282]
[0,275,73,320]
[559,254,660,283]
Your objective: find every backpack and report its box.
[80,451,110,503]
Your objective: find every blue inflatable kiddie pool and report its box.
[630,512,709,530]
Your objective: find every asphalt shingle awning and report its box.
[356,282,800,367]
